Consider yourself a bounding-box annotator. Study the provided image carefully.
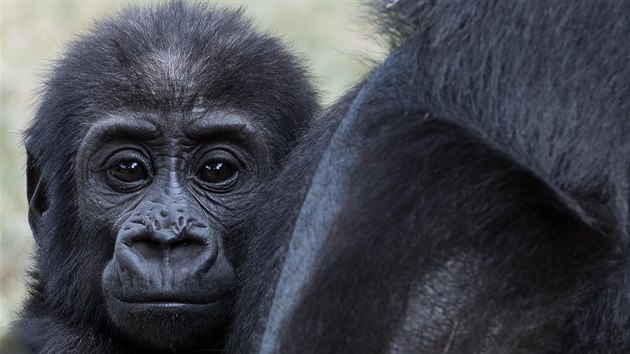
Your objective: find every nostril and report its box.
[172,237,207,247]
[170,232,208,250]
[122,230,209,261]
[129,238,164,260]
[168,237,208,261]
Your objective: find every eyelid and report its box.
[194,148,243,174]
[196,171,239,192]
[202,145,247,164]
[105,149,152,171]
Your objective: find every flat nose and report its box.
[118,205,214,264]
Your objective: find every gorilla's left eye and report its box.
[109,159,148,183]
[198,160,237,186]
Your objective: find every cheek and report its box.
[77,174,141,228]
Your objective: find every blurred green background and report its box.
[1,0,384,338]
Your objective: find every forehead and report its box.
[93,108,259,141]
[56,7,277,116]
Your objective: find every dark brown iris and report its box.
[199,161,236,184]
[110,160,147,183]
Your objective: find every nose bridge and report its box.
[161,167,184,197]
[145,168,200,244]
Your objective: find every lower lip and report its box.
[138,302,203,308]
[111,299,228,318]
[111,297,227,310]
[131,301,225,310]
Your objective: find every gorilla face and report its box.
[75,111,266,345]
[19,3,318,352]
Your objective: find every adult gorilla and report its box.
[17,3,318,353]
[229,0,630,352]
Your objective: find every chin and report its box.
[106,295,232,350]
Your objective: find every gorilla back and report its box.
[230,1,630,352]
[17,3,317,353]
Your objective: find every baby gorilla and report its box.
[17,3,317,353]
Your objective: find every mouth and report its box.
[108,287,230,304]
[113,295,222,305]
[122,301,219,310]
[108,294,230,318]
[111,293,227,304]
[129,301,209,308]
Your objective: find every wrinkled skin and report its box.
[81,111,258,345]
[17,3,318,353]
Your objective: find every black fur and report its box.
[17,3,317,353]
[229,0,630,352]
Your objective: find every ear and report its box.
[25,138,47,242]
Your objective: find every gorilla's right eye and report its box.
[109,160,148,183]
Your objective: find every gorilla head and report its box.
[19,3,317,352]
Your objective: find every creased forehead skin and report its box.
[65,5,273,108]
[27,2,317,171]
